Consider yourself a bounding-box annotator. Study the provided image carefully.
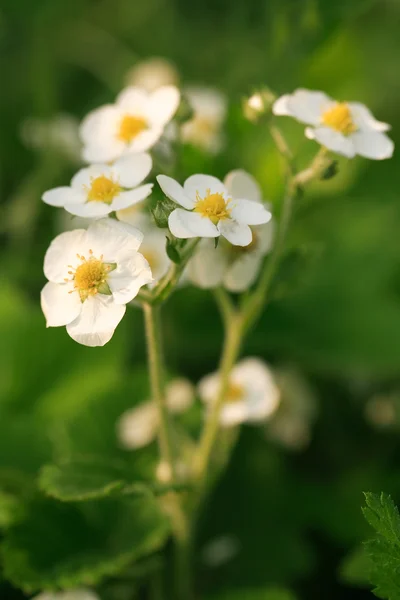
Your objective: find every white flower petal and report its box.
[220,402,248,427]
[42,187,85,207]
[169,208,219,239]
[272,94,292,116]
[41,281,81,327]
[111,184,153,211]
[125,126,164,153]
[116,205,148,228]
[113,152,152,187]
[224,170,262,202]
[183,174,226,203]
[256,221,275,254]
[117,402,159,449]
[349,102,391,132]
[165,378,194,413]
[44,229,88,283]
[83,141,125,163]
[230,199,272,225]
[66,295,126,347]
[187,240,229,289]
[70,165,110,190]
[290,89,333,125]
[218,219,252,246]
[306,126,356,158]
[351,130,394,160]
[157,175,195,209]
[116,87,148,113]
[232,358,280,420]
[85,218,144,258]
[224,253,263,292]
[108,251,153,304]
[198,372,220,404]
[80,105,125,162]
[148,86,180,125]
[65,201,111,218]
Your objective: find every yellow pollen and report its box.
[70,256,112,302]
[86,175,121,204]
[118,114,148,142]
[194,189,231,224]
[321,102,356,135]
[226,381,245,403]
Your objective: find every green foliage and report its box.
[1,489,171,593]
[206,587,297,600]
[0,491,24,529]
[362,492,400,599]
[38,458,133,502]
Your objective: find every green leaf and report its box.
[206,588,297,600]
[362,492,400,599]
[1,490,170,592]
[38,458,135,502]
[0,491,24,529]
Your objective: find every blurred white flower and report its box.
[117,210,170,285]
[181,87,227,153]
[20,113,81,161]
[34,590,99,600]
[157,171,271,247]
[118,378,195,449]
[42,153,153,218]
[187,170,274,291]
[41,219,152,347]
[273,89,394,159]
[201,535,240,567]
[198,358,280,428]
[80,85,180,163]
[365,394,397,428]
[125,57,179,92]
[267,367,317,450]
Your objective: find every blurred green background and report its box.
[1,0,400,598]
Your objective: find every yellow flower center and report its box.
[194,189,231,224]
[65,251,116,302]
[118,114,148,142]
[225,381,245,403]
[86,175,121,204]
[321,102,356,135]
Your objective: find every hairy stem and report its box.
[143,302,176,480]
[193,312,244,481]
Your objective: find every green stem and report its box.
[193,312,244,481]
[143,302,175,481]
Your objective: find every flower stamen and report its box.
[225,381,245,403]
[118,114,148,142]
[85,175,121,204]
[65,252,116,302]
[321,102,356,135]
[194,188,231,224]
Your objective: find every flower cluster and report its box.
[40,77,394,352]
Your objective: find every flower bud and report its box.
[174,94,195,125]
[151,197,176,229]
[243,88,276,123]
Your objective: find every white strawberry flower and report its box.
[181,86,227,153]
[157,170,272,247]
[41,219,152,347]
[187,170,274,291]
[273,89,394,159]
[198,358,281,428]
[117,378,195,449]
[80,85,180,163]
[42,153,153,218]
